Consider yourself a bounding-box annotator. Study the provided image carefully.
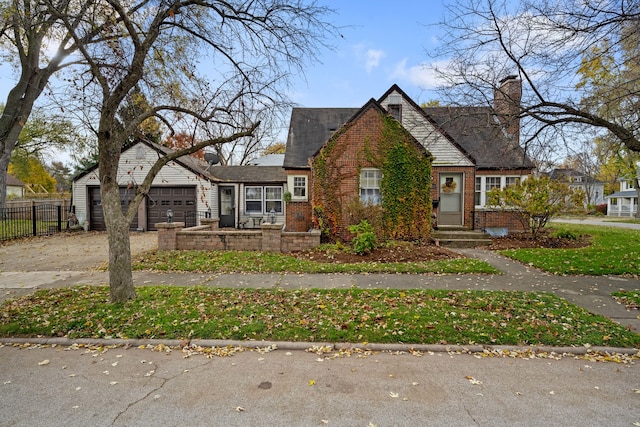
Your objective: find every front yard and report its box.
[0,223,638,348]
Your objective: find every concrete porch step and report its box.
[432,229,492,248]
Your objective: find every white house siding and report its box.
[72,142,214,230]
[379,91,474,167]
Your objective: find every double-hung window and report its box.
[245,186,283,214]
[475,176,525,207]
[287,175,308,201]
[245,187,263,213]
[265,187,283,213]
[360,168,382,205]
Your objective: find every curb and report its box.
[1,337,638,356]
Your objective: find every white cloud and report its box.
[365,49,384,73]
[390,59,444,89]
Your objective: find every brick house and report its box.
[284,79,536,237]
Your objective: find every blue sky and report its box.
[289,1,445,108]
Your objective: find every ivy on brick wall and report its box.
[312,111,433,242]
[378,115,432,240]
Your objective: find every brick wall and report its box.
[311,108,385,240]
[158,222,321,253]
[285,200,313,232]
[473,210,527,232]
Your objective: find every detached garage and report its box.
[72,141,215,232]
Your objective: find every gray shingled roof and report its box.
[7,174,25,186]
[283,103,535,171]
[425,106,535,170]
[208,165,285,183]
[284,108,359,168]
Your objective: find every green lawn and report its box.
[1,286,637,347]
[133,249,499,274]
[500,224,640,276]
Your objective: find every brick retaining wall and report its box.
[157,220,321,253]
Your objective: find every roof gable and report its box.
[284,83,535,171]
[311,98,429,161]
[72,139,217,183]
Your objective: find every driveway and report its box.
[0,231,157,272]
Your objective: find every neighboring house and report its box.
[72,140,285,231]
[606,179,639,217]
[6,174,25,198]
[547,168,606,206]
[283,79,536,236]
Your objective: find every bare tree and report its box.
[0,0,111,211]
[47,0,336,302]
[432,0,640,154]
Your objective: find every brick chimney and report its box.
[494,75,521,143]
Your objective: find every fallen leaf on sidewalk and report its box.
[465,376,482,385]
[389,391,399,398]
[38,359,50,366]
[235,406,245,412]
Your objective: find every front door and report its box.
[219,186,235,228]
[439,173,463,226]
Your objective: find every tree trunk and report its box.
[102,183,137,303]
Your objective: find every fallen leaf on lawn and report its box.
[38,359,50,366]
[308,379,316,386]
[235,406,245,412]
[389,391,399,398]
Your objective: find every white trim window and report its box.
[360,168,382,205]
[287,175,308,201]
[265,186,283,213]
[245,186,283,214]
[245,186,263,213]
[475,176,524,207]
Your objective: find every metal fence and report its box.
[184,210,213,228]
[0,204,66,241]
